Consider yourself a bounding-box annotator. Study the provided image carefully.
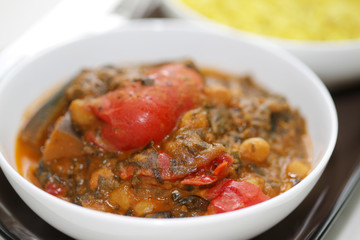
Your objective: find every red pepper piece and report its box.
[206,179,270,213]
[181,153,234,185]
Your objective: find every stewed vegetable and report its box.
[16,61,311,217]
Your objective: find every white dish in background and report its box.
[162,0,360,88]
[0,20,337,240]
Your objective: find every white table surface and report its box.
[0,1,359,239]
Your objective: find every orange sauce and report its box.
[15,137,42,186]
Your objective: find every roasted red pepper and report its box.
[180,153,234,185]
[206,179,270,213]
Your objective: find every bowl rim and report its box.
[162,0,360,50]
[0,19,338,228]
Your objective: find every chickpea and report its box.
[109,184,132,210]
[69,99,98,129]
[287,160,310,179]
[134,200,155,216]
[178,109,208,129]
[239,137,270,163]
[244,175,265,190]
[204,85,233,106]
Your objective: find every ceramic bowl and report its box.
[162,0,360,88]
[0,20,337,240]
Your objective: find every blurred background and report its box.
[0,0,61,49]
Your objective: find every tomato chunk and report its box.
[206,179,269,213]
[89,63,204,151]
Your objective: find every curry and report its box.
[16,61,311,217]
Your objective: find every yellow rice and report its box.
[181,0,360,41]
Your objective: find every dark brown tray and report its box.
[1,81,360,240]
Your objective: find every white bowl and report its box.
[162,0,360,88]
[0,20,337,240]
